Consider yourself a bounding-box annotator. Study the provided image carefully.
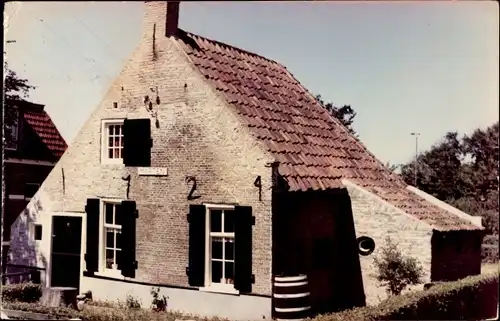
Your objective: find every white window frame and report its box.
[200,204,239,295]
[5,108,19,151]
[97,199,123,279]
[29,223,43,243]
[101,119,124,165]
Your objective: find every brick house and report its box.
[2,99,67,271]
[8,2,485,320]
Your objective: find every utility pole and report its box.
[410,132,420,187]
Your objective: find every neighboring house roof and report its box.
[175,29,481,232]
[5,99,67,160]
[23,110,67,158]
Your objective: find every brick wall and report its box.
[9,17,275,297]
[343,180,434,306]
[3,163,53,241]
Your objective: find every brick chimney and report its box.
[143,1,179,39]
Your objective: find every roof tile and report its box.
[177,30,481,231]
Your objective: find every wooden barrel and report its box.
[273,274,311,320]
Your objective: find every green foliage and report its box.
[123,294,142,309]
[150,286,169,312]
[372,237,424,296]
[1,300,227,321]
[307,271,499,321]
[1,282,42,303]
[400,122,499,261]
[315,94,357,137]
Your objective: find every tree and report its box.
[373,237,424,296]
[315,94,357,136]
[400,123,499,239]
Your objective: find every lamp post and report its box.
[410,132,420,187]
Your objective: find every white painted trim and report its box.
[406,185,483,228]
[273,292,310,299]
[274,281,308,287]
[202,204,239,295]
[99,200,123,275]
[274,275,307,282]
[342,179,436,230]
[4,158,56,166]
[2,241,11,246]
[100,119,125,165]
[8,194,29,201]
[199,285,239,295]
[275,306,311,313]
[204,203,236,210]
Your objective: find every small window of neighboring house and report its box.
[208,208,236,288]
[5,107,19,150]
[24,183,40,199]
[102,202,122,271]
[29,223,42,241]
[101,120,124,164]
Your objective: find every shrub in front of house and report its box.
[1,282,42,303]
[372,236,424,296]
[308,271,499,321]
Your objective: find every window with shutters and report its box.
[101,119,124,164]
[102,202,122,272]
[201,204,240,294]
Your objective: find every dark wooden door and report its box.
[51,216,82,291]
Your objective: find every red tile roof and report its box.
[23,110,67,158]
[176,29,481,231]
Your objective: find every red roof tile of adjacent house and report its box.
[23,109,67,158]
[175,29,481,232]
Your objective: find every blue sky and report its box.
[4,1,498,165]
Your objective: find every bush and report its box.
[307,271,499,321]
[1,282,42,303]
[372,237,424,295]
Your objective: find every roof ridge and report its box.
[179,28,282,67]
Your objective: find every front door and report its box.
[51,216,82,291]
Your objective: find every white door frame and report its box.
[46,212,85,290]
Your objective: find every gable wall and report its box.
[343,180,434,305]
[8,30,275,306]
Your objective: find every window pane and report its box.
[211,260,222,283]
[108,125,114,136]
[211,237,223,260]
[108,148,114,159]
[106,229,114,248]
[224,210,235,233]
[114,148,120,158]
[116,125,121,135]
[115,249,121,267]
[114,137,120,148]
[108,137,114,148]
[225,239,234,260]
[210,210,222,233]
[116,231,122,250]
[105,250,114,269]
[105,204,114,224]
[224,261,234,284]
[120,138,124,147]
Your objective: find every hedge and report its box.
[1,282,42,303]
[308,271,499,321]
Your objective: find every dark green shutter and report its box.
[187,205,206,287]
[234,206,253,293]
[84,198,100,274]
[122,118,152,167]
[119,200,138,278]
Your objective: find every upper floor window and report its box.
[5,108,19,150]
[101,120,124,164]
